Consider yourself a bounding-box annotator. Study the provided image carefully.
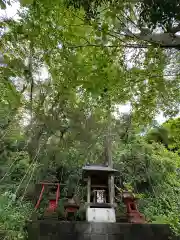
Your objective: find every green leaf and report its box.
[20,0,34,6]
[0,0,6,9]
[101,23,108,34]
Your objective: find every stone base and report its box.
[43,211,58,219]
[27,220,180,240]
[86,208,116,223]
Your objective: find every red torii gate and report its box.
[35,182,60,212]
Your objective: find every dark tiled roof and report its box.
[82,165,118,173]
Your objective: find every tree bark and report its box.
[124,29,180,49]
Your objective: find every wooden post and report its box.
[87,176,91,204]
[104,97,114,206]
[109,175,114,205]
[35,184,45,209]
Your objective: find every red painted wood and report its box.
[35,182,60,211]
[123,198,146,223]
[35,184,45,209]
[48,199,57,211]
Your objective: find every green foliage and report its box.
[0,0,6,9]
[65,0,117,20]
[20,0,34,6]
[9,152,30,182]
[113,134,180,234]
[0,0,179,123]
[65,0,180,31]
[163,117,180,154]
[0,192,33,240]
[146,126,169,146]
[139,0,180,30]
[146,117,180,155]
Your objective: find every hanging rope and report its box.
[19,142,49,202]
[2,144,42,213]
[20,163,37,202]
[0,142,29,183]
[14,144,42,197]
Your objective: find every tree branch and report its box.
[115,14,180,49]
[169,24,180,34]
[65,43,179,49]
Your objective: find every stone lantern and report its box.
[122,191,146,223]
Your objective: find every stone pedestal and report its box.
[27,220,180,240]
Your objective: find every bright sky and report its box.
[0,1,20,20]
[0,2,171,124]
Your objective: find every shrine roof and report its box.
[82,164,118,174]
